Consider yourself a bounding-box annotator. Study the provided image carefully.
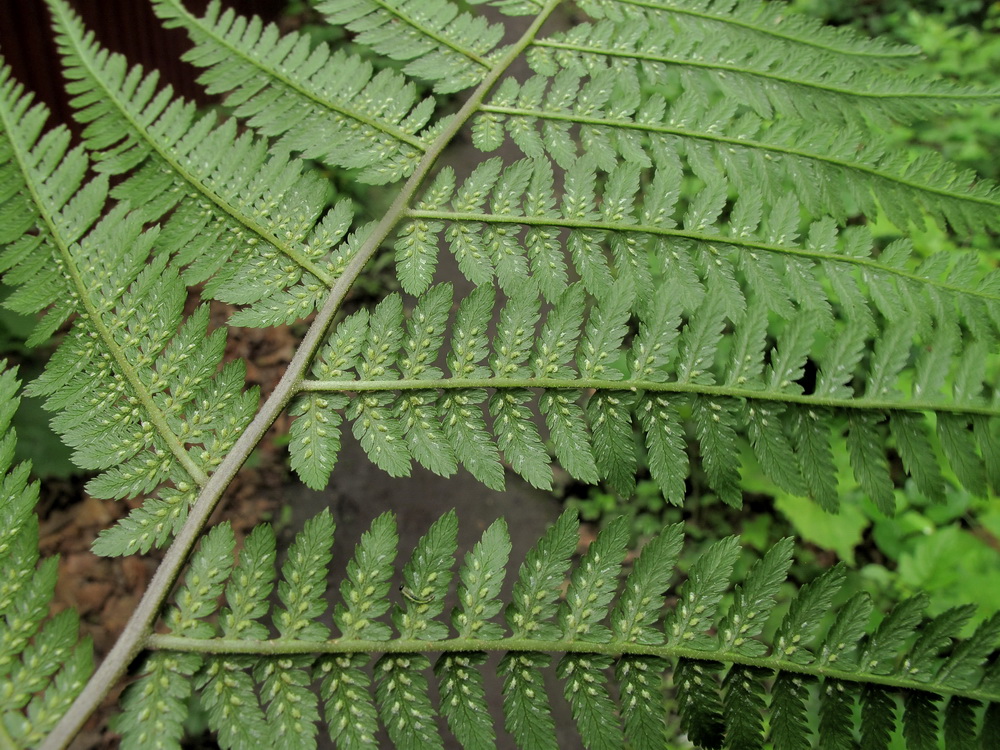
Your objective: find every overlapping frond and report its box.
[313,0,508,94]
[290,154,1000,508]
[529,16,998,126]
[473,64,1000,235]
[151,0,435,183]
[0,74,258,555]
[122,510,1000,749]
[0,364,93,749]
[575,0,920,62]
[45,0,361,327]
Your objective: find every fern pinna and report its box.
[0,0,999,747]
[116,510,1000,749]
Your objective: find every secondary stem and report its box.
[39,4,561,748]
[145,633,1000,704]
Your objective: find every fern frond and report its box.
[0,74,258,555]
[292,245,1000,506]
[0,364,93,748]
[135,510,1000,749]
[529,17,997,127]
[44,0,362,326]
[313,0,507,94]
[474,65,1000,234]
[151,0,436,183]
[575,0,920,61]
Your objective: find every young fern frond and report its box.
[0,364,93,747]
[0,78,258,555]
[120,510,1000,749]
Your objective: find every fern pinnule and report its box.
[0,365,93,747]
[150,0,437,184]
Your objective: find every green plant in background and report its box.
[2,0,1000,747]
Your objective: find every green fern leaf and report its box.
[277,510,334,641]
[861,683,897,750]
[847,413,895,515]
[454,518,511,639]
[376,654,442,750]
[10,1,1000,746]
[719,536,794,655]
[665,536,740,648]
[818,678,857,750]
[45,0,361,325]
[611,523,683,645]
[436,652,494,749]
[616,656,670,748]
[776,563,846,664]
[558,653,623,750]
[335,511,398,642]
[507,510,578,640]
[770,671,814,749]
[638,395,687,506]
[943,696,979,749]
[694,397,744,508]
[116,652,201,750]
[397,509,458,640]
[318,653,379,748]
[164,523,235,638]
[129,510,1000,748]
[500,651,558,750]
[198,656,267,749]
[676,658,725,749]
[560,516,629,642]
[722,665,768,750]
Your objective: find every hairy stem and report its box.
[145,633,1000,704]
[39,4,560,748]
[299,376,1000,419]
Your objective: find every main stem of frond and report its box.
[40,3,562,748]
